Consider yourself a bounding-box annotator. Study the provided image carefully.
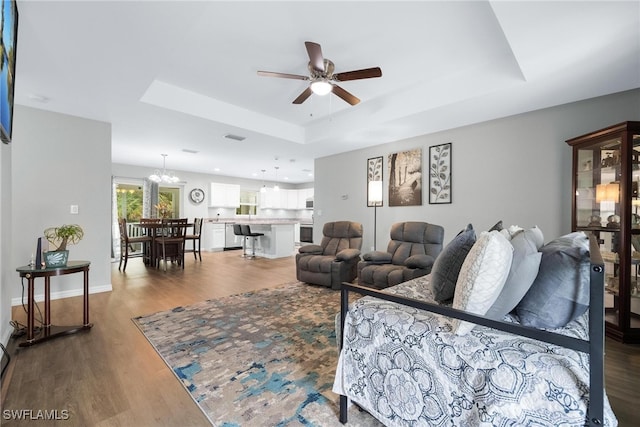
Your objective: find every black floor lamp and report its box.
[368,180,383,250]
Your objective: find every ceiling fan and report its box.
[257,41,382,106]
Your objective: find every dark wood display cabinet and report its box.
[567,121,640,343]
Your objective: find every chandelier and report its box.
[149,154,180,184]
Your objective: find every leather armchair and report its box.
[358,221,444,289]
[296,221,363,290]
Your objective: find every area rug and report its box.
[132,282,380,426]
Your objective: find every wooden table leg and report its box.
[26,275,34,343]
[83,267,90,326]
[44,276,51,328]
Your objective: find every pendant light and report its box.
[149,154,180,184]
[274,166,280,192]
[260,169,267,193]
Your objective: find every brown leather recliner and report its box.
[296,221,363,290]
[358,221,444,289]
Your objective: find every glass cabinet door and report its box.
[575,137,622,326]
[568,122,640,343]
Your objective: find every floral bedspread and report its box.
[333,275,617,426]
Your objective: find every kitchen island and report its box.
[204,219,298,259]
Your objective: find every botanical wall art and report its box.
[388,148,422,207]
[367,156,383,207]
[429,142,452,204]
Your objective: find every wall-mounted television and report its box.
[0,0,17,144]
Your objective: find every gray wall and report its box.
[0,132,12,344]
[314,89,640,252]
[1,90,638,346]
[1,106,112,343]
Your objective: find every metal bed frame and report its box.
[339,235,605,426]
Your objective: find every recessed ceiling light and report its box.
[27,94,49,103]
[224,134,246,141]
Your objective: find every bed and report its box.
[333,229,617,426]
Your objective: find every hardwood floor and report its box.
[3,250,297,426]
[2,250,639,426]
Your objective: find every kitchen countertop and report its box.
[204,218,305,225]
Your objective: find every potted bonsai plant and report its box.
[43,224,84,267]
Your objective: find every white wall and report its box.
[0,135,12,345]
[314,89,640,251]
[5,106,112,321]
[112,163,313,222]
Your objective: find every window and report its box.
[236,189,258,215]
[158,186,181,218]
[116,184,143,221]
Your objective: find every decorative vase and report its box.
[44,250,69,268]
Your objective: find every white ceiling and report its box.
[14,1,640,184]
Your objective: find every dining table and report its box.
[130,219,193,268]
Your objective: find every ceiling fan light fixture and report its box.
[310,80,332,96]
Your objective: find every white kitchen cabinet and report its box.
[259,188,314,210]
[298,188,313,209]
[286,189,298,209]
[209,183,240,208]
[211,223,226,250]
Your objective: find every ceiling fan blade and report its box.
[305,41,325,72]
[292,87,313,104]
[333,67,382,82]
[332,85,360,105]
[257,70,309,80]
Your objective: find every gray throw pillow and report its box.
[516,232,590,329]
[488,220,503,232]
[431,224,476,302]
[485,226,543,320]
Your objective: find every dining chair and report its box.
[154,218,188,271]
[118,218,153,272]
[185,218,203,261]
[140,218,163,266]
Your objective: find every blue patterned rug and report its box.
[132,282,378,426]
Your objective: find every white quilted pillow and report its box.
[451,230,513,335]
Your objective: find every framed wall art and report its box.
[388,148,422,207]
[428,142,452,204]
[367,156,383,207]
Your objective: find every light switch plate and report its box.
[70,205,79,214]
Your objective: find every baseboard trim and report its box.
[10,284,113,307]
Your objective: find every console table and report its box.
[15,260,92,347]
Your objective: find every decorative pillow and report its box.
[516,231,590,329]
[431,224,476,302]
[485,226,543,320]
[488,220,504,232]
[500,224,523,240]
[451,231,513,335]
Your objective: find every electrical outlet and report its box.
[70,205,79,214]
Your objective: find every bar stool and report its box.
[233,224,248,257]
[241,225,264,259]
